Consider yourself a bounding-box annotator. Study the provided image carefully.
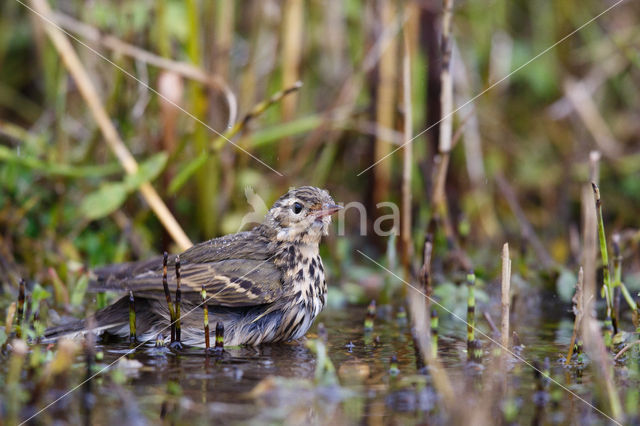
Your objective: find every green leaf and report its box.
[80,182,129,220]
[124,152,168,190]
[168,151,208,194]
[29,283,51,314]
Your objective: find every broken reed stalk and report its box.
[431,0,455,245]
[174,255,182,343]
[565,267,584,365]
[161,252,176,342]
[364,300,376,331]
[400,30,413,280]
[202,286,210,350]
[16,278,25,339]
[420,234,434,299]
[501,243,511,350]
[466,271,482,362]
[406,281,455,411]
[29,0,192,250]
[582,315,624,421]
[215,322,224,351]
[128,291,136,343]
[430,309,439,359]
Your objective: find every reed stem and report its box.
[174,255,182,343]
[566,267,584,365]
[501,243,511,350]
[161,252,176,342]
[592,183,620,346]
[215,322,224,352]
[466,271,482,362]
[202,286,210,350]
[128,290,136,343]
[364,300,376,331]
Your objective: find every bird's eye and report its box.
[292,202,303,214]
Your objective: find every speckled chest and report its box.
[276,242,327,337]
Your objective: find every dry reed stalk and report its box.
[406,284,455,413]
[158,71,184,156]
[565,267,584,365]
[400,32,413,279]
[581,315,624,421]
[29,0,192,250]
[279,0,304,164]
[579,150,623,421]
[431,0,454,206]
[582,151,601,315]
[373,0,398,205]
[500,243,511,350]
[429,0,457,252]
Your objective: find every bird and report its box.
[44,186,342,347]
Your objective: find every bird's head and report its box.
[263,186,341,244]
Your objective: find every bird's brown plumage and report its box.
[45,186,340,347]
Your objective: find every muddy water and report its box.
[13,304,626,425]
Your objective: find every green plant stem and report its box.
[431,309,439,359]
[174,255,182,343]
[592,183,615,319]
[161,252,176,342]
[202,286,210,350]
[128,290,136,342]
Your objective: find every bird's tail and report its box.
[43,296,131,342]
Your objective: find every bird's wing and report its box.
[89,228,283,307]
[93,258,284,307]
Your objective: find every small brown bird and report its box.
[45,186,341,347]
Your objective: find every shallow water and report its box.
[6,303,637,425]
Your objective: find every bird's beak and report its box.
[315,203,343,217]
